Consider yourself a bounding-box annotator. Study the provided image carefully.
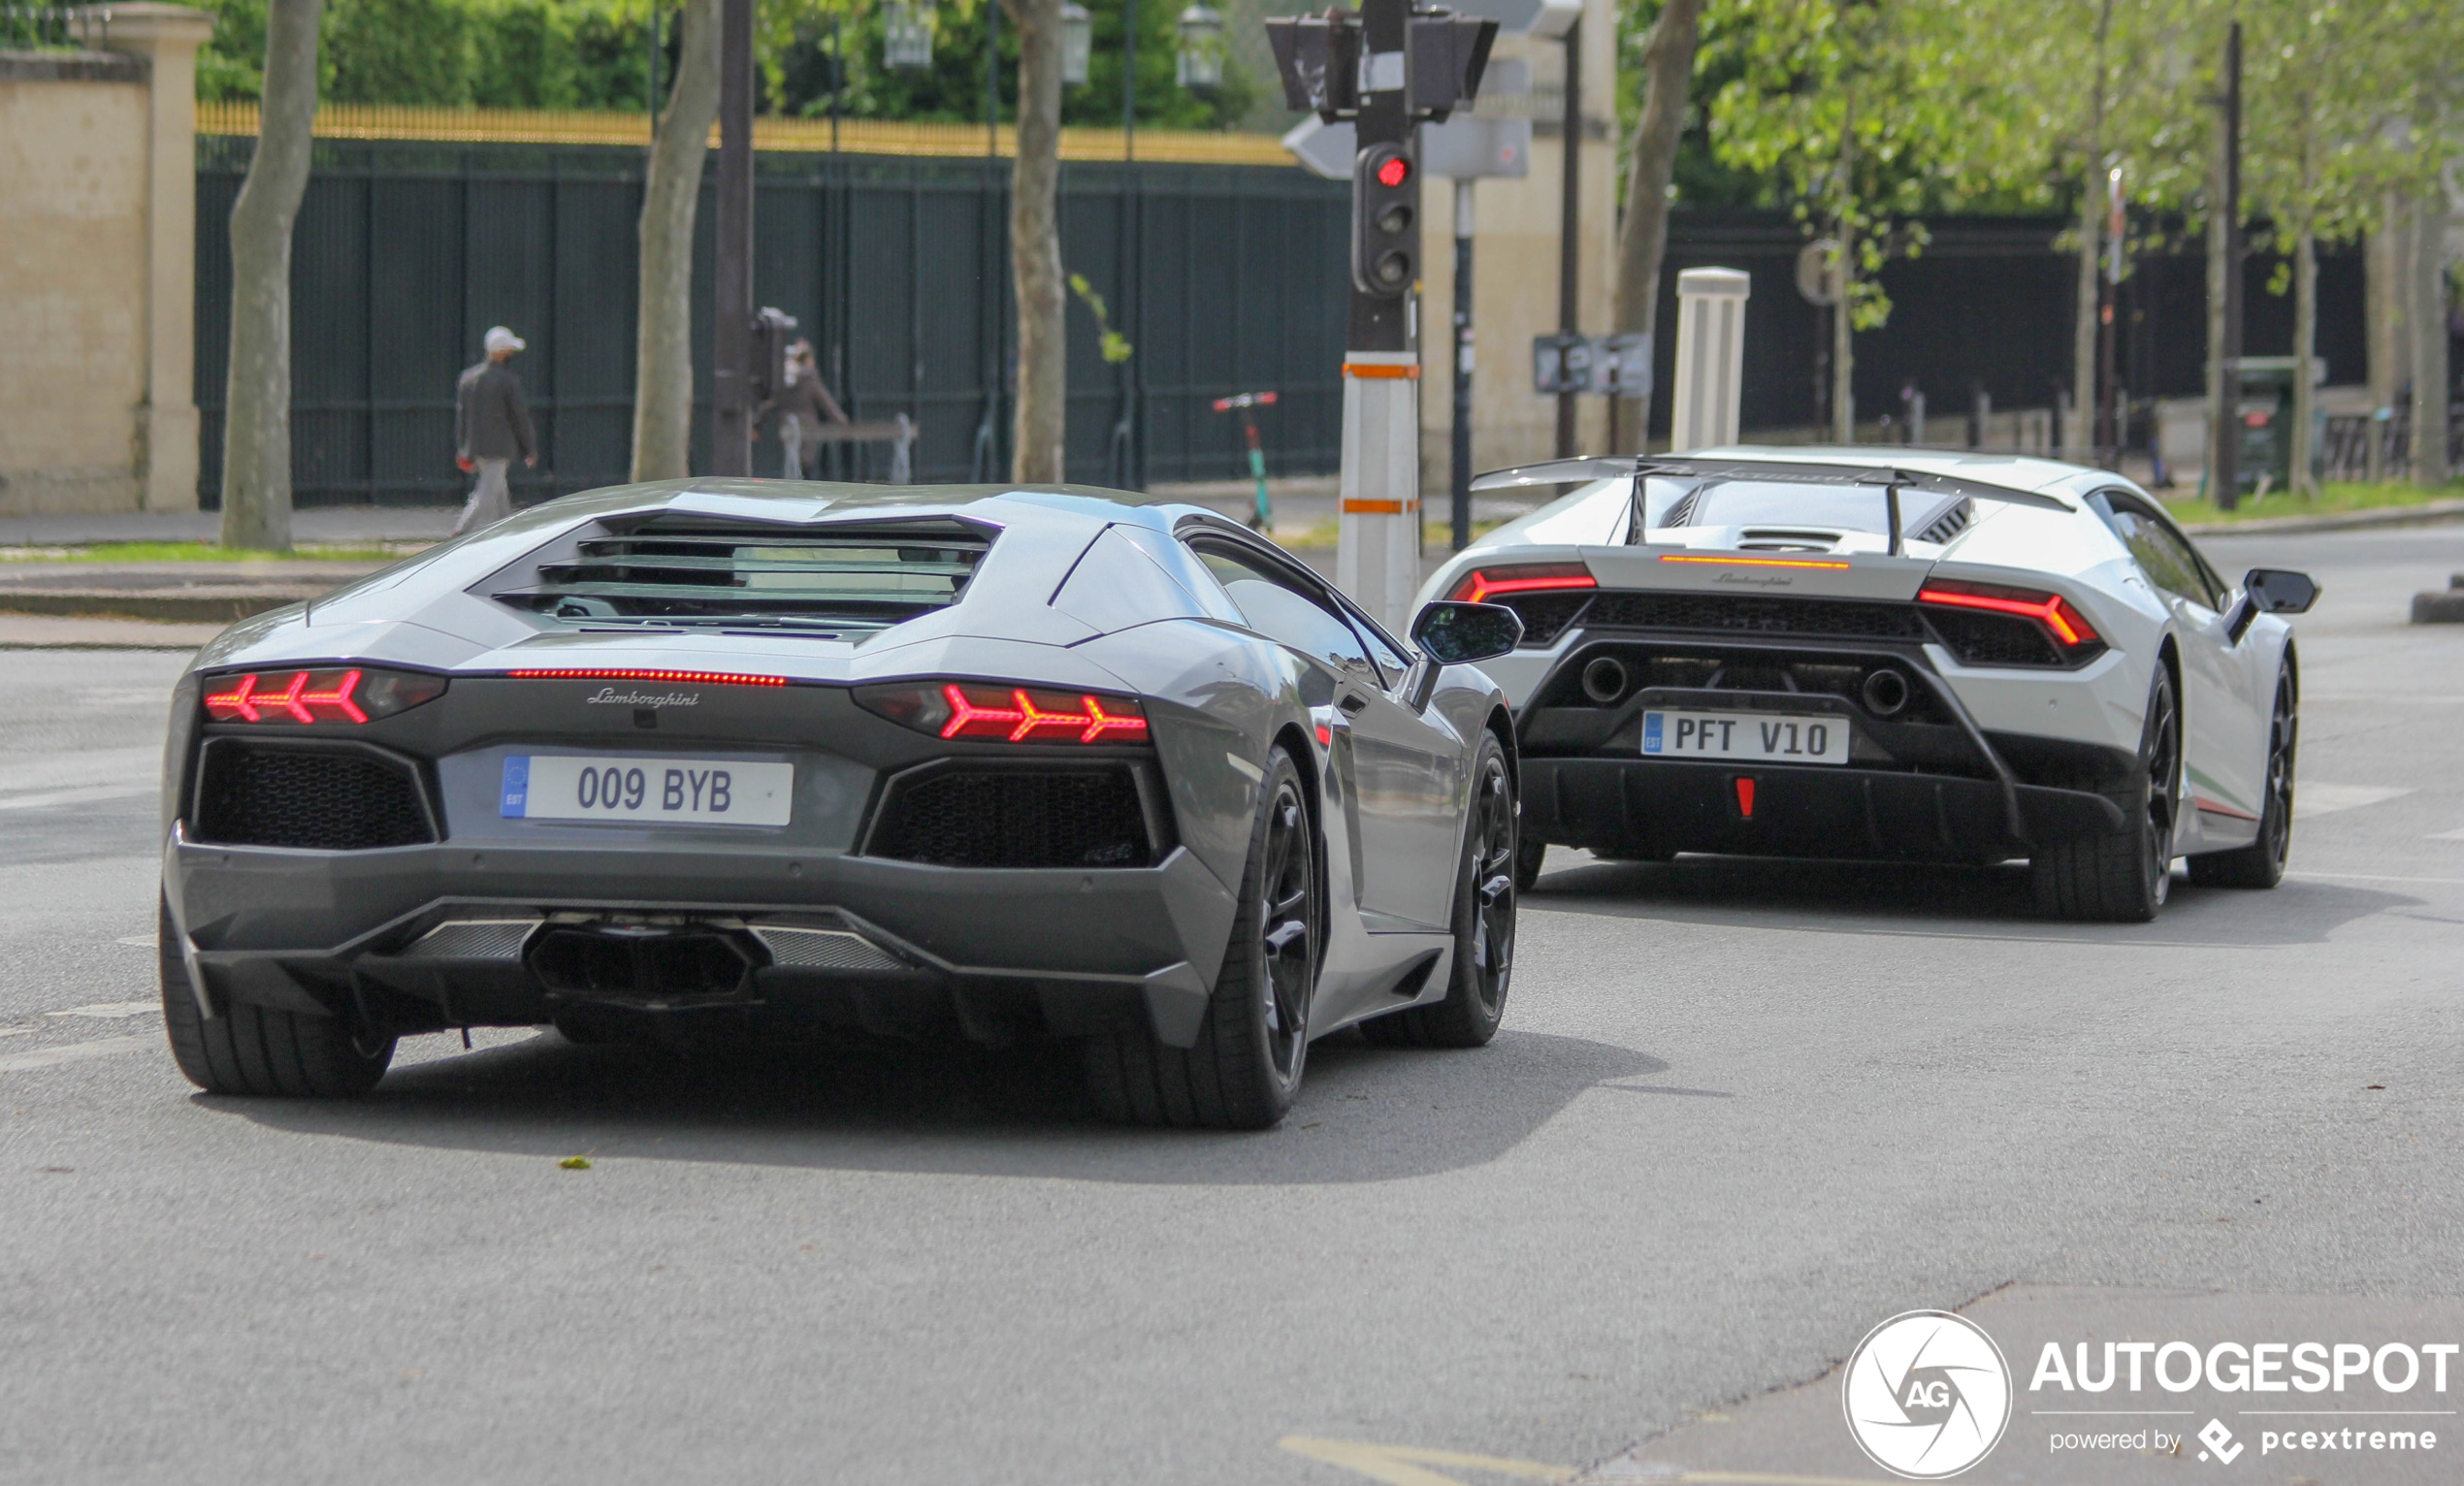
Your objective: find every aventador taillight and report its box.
[1447,563,1596,604]
[200,666,447,724]
[855,682,1150,744]
[1918,579,2101,648]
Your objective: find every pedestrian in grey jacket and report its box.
[453,326,538,534]
[769,339,847,479]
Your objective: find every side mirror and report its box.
[1411,600,1524,666]
[2244,568,2318,615]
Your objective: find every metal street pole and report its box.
[1337,0,1423,630]
[1450,180,1475,550]
[1552,16,1579,458]
[2099,163,2123,469]
[711,0,755,476]
[2212,20,2243,510]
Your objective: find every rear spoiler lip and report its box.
[1468,455,2079,514]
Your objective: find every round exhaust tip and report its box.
[1862,667,1911,717]
[1580,656,1629,705]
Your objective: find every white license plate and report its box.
[1640,710,1851,765]
[500,756,794,825]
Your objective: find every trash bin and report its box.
[2231,356,2324,494]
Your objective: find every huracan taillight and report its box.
[1447,563,1596,603]
[855,682,1150,744]
[1918,580,2101,648]
[200,667,446,724]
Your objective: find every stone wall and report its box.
[0,7,212,518]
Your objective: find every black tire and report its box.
[1083,747,1319,1129]
[159,896,394,1096]
[1359,736,1516,1050]
[2188,662,2296,889]
[2031,665,2181,922]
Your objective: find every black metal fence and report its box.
[195,135,1351,507]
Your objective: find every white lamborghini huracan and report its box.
[1418,449,2318,922]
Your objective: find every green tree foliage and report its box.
[767,0,1251,129]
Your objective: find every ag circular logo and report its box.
[1841,1310,2012,1479]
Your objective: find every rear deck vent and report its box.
[869,766,1153,869]
[193,742,435,851]
[1586,593,1929,640]
[1910,498,1974,545]
[494,516,992,632]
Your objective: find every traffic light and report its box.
[1352,144,1418,298]
[748,306,798,406]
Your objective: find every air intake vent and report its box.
[1500,592,1593,647]
[1926,609,2064,666]
[494,516,991,632]
[1910,498,1974,545]
[192,741,436,850]
[868,766,1155,868]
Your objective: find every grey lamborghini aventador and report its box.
[156,481,1528,1128]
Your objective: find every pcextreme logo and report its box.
[1842,1310,2015,1479]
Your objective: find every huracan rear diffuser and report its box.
[1917,579,2100,648]
[1447,563,1596,603]
[855,682,1150,744]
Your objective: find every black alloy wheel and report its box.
[1083,747,1320,1129]
[2188,662,2297,888]
[2032,665,2181,922]
[1362,736,1517,1049]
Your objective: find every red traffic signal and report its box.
[1375,154,1411,189]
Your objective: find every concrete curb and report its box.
[2182,497,2464,537]
[0,590,315,623]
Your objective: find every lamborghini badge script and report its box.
[585,688,700,708]
[1842,1310,2012,1478]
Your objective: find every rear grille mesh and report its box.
[1503,592,1594,647]
[1927,609,2064,666]
[870,767,1152,869]
[193,744,435,851]
[1585,592,1929,639]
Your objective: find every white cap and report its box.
[483,326,526,355]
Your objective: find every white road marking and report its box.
[0,1028,28,1040]
[47,1002,158,1019]
[0,1034,155,1075]
[0,746,161,796]
[113,935,155,948]
[0,784,157,812]
[2297,784,2414,818]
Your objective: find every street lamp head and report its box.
[1061,1,1092,86]
[1177,4,1224,90]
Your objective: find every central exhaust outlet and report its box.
[1581,656,1629,705]
[529,920,761,1001]
[1861,667,1911,717]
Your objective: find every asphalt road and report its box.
[3,526,2459,1486]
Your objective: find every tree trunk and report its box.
[1607,0,1704,452]
[1831,219,1854,443]
[630,0,720,482]
[2415,190,2452,486]
[2071,178,2101,463]
[2367,190,2409,481]
[1010,0,1067,483]
[217,0,321,553]
[2291,227,2317,495]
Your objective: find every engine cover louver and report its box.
[493,516,991,632]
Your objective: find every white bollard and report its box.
[1334,351,1422,633]
[1670,267,1751,452]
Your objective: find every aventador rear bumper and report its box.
[162,828,1240,1049]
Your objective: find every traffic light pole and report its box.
[1449,180,1475,552]
[1336,0,1423,631]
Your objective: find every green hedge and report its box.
[193,0,1252,129]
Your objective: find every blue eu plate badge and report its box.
[500,756,531,817]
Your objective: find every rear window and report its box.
[491,516,991,634]
[1651,477,1967,543]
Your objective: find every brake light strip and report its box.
[1657,554,1853,570]
[1916,587,2094,646]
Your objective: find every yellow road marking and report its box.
[1279,1438,1897,1486]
